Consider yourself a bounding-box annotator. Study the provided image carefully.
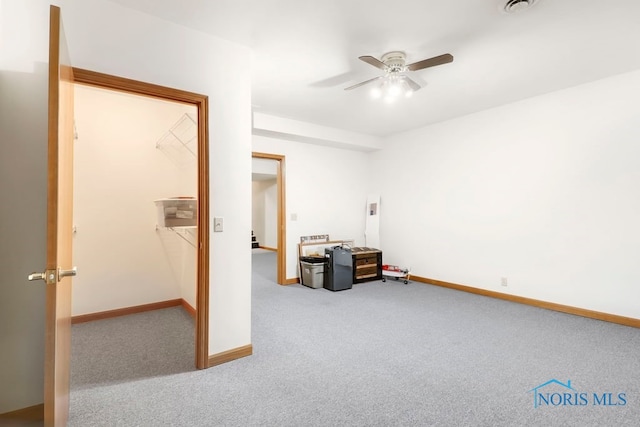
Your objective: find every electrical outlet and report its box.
[501,277,508,287]
[214,217,223,232]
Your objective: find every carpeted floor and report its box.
[68,251,640,426]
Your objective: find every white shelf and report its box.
[156,225,197,248]
[169,226,196,247]
[156,113,197,159]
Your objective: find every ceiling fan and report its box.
[345,51,454,99]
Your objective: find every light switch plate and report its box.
[214,217,223,232]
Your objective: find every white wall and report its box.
[263,181,278,248]
[0,0,49,412]
[252,135,370,279]
[251,182,265,246]
[252,179,277,248]
[59,0,252,355]
[73,84,197,316]
[251,182,265,247]
[371,69,640,319]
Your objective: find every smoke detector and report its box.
[502,0,539,13]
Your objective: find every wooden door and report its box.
[45,5,75,426]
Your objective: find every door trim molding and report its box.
[72,68,210,369]
[252,152,287,284]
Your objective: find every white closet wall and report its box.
[72,84,197,315]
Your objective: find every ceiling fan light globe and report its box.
[370,87,382,99]
[388,83,402,97]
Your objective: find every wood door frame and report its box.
[251,152,288,285]
[72,68,210,369]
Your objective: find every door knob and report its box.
[58,267,77,279]
[28,272,46,281]
[28,268,76,283]
[27,269,56,284]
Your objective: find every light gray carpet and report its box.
[69,251,640,426]
[70,307,194,389]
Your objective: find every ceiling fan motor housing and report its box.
[381,51,407,73]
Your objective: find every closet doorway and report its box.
[72,69,210,369]
[252,152,287,284]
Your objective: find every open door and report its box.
[27,5,75,426]
[45,5,75,425]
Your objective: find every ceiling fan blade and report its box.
[358,55,387,70]
[402,76,421,92]
[344,76,383,91]
[406,53,454,71]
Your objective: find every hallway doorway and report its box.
[252,152,287,284]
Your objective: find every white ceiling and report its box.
[108,0,640,137]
